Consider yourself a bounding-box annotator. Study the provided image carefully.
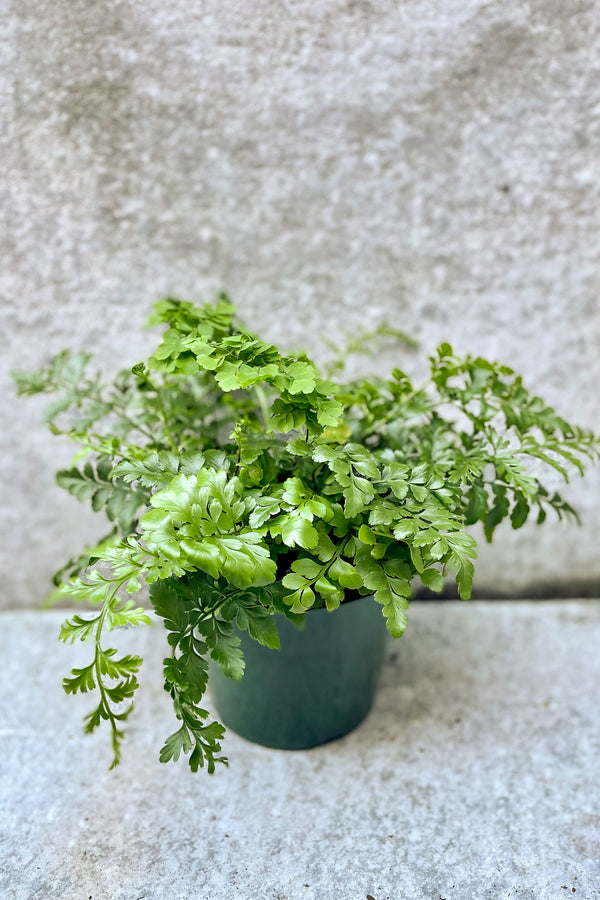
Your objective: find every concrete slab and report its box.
[1,601,599,900]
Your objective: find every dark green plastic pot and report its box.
[209,594,387,750]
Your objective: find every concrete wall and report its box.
[2,0,599,608]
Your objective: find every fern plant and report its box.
[14,296,599,773]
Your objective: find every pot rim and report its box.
[276,592,375,618]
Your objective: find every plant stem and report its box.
[254,386,270,430]
[143,375,179,452]
[92,576,130,763]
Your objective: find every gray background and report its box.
[2,0,599,609]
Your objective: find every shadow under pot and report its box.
[209,593,388,750]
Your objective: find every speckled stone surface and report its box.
[2,1,600,608]
[1,601,599,899]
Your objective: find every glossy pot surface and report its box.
[209,594,387,750]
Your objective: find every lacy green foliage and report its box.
[57,456,149,531]
[59,567,151,768]
[14,296,599,772]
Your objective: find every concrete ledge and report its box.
[1,601,599,900]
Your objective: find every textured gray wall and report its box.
[2,0,599,608]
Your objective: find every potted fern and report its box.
[14,296,599,772]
